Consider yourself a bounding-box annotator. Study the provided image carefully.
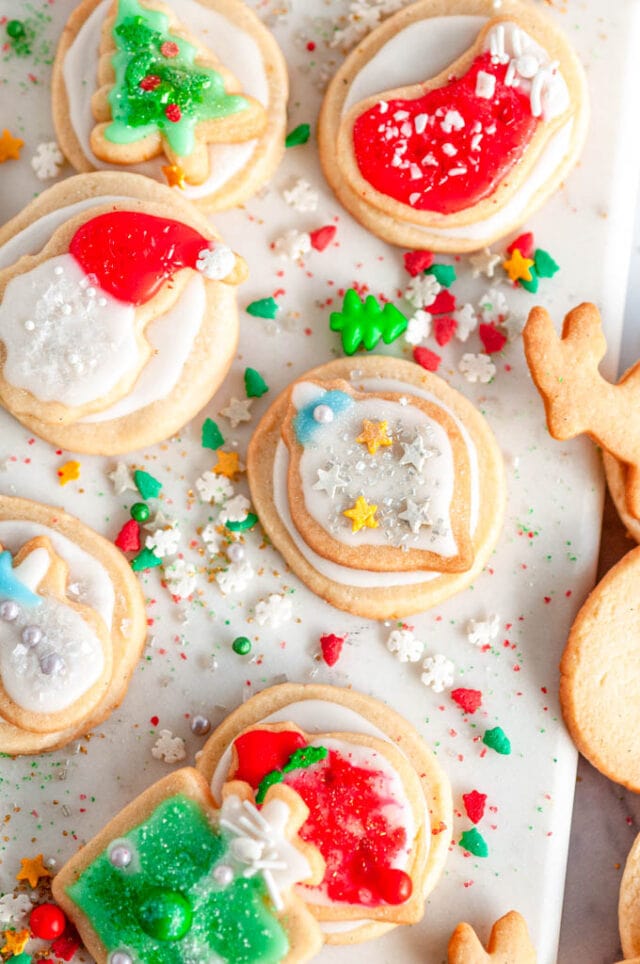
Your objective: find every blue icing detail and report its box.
[0,551,41,607]
[294,390,353,445]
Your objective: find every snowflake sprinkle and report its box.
[30,141,64,180]
[421,653,455,692]
[466,614,500,648]
[283,178,319,212]
[254,593,293,628]
[459,353,496,384]
[386,627,424,663]
[151,729,186,764]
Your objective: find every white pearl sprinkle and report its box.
[313,404,334,424]
[227,543,245,563]
[24,320,35,331]
[213,864,234,886]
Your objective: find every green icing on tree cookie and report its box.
[106,0,250,157]
[67,795,289,964]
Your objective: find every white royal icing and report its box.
[0,197,207,419]
[342,15,575,242]
[63,0,269,198]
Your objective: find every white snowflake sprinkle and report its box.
[216,560,255,594]
[503,313,526,341]
[201,523,224,555]
[195,243,236,280]
[219,494,251,525]
[478,287,509,324]
[386,628,424,663]
[196,471,234,505]
[254,593,293,628]
[273,229,312,261]
[31,141,64,180]
[421,653,455,692]
[404,309,432,346]
[0,893,33,925]
[283,178,319,212]
[404,274,441,309]
[145,525,180,559]
[453,303,478,342]
[466,614,500,648]
[151,729,186,764]
[164,559,198,599]
[459,352,496,384]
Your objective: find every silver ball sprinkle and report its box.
[0,601,19,622]
[109,843,133,869]
[213,864,234,887]
[191,715,211,736]
[22,625,43,647]
[109,951,133,964]
[313,404,334,424]
[227,543,245,564]
[39,652,65,676]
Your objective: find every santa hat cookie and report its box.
[247,356,505,619]
[197,683,452,946]
[318,0,588,252]
[52,0,288,210]
[0,495,146,756]
[0,172,245,455]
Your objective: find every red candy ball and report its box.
[29,903,66,940]
[374,867,413,905]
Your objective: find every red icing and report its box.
[451,687,482,714]
[69,212,212,306]
[310,225,337,251]
[352,52,539,215]
[462,789,487,824]
[320,633,345,667]
[413,346,441,371]
[404,250,434,276]
[433,316,457,346]
[479,322,507,354]
[507,231,535,258]
[233,729,307,787]
[114,519,140,553]
[430,289,456,315]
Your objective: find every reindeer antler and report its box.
[448,910,536,964]
[524,302,640,519]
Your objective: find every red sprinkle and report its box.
[114,519,140,553]
[310,225,337,252]
[462,790,487,824]
[433,315,457,346]
[403,250,434,276]
[51,932,81,961]
[479,322,507,354]
[160,41,179,58]
[320,633,345,667]
[29,903,66,940]
[165,103,182,123]
[451,688,482,714]
[413,346,441,372]
[139,74,161,91]
[150,716,159,726]
[507,231,535,259]
[429,289,456,315]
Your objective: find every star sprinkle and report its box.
[313,463,348,498]
[469,247,501,279]
[502,248,535,283]
[57,460,80,486]
[151,729,186,763]
[162,163,186,188]
[108,462,137,494]
[219,397,253,428]
[466,614,500,648]
[343,495,378,533]
[31,141,64,179]
[254,593,293,628]
[356,419,393,455]
[16,854,51,888]
[386,628,424,663]
[399,434,437,472]
[398,498,432,534]
[213,450,243,479]
[1,928,29,955]
[421,653,455,693]
[0,128,24,162]
[459,353,496,384]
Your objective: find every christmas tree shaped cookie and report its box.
[247,356,505,618]
[52,0,288,210]
[52,768,324,964]
[318,0,588,252]
[0,172,245,454]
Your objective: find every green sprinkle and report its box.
[459,828,489,858]
[226,513,258,532]
[201,417,225,450]
[285,123,310,147]
[247,296,279,319]
[134,469,162,500]
[130,502,150,523]
[483,726,511,755]
[534,248,559,279]
[244,367,269,398]
[426,264,456,287]
[518,266,539,294]
[232,635,252,655]
[329,289,407,355]
[7,20,26,40]
[131,547,162,571]
[10,955,32,964]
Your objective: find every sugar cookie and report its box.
[448,910,536,963]
[197,682,453,945]
[246,356,505,619]
[0,172,245,455]
[318,0,588,252]
[52,0,288,210]
[619,832,640,960]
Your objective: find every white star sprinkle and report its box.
[399,434,438,472]
[313,463,348,498]
[469,248,501,279]
[219,397,253,428]
[108,462,137,495]
[398,498,432,534]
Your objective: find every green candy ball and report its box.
[7,20,26,40]
[137,889,192,942]
[130,502,150,523]
[232,636,252,656]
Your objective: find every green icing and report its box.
[256,745,328,805]
[106,0,249,157]
[67,795,289,964]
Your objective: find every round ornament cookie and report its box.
[0,495,146,756]
[52,0,288,210]
[559,544,640,792]
[620,831,640,960]
[197,683,453,946]
[247,356,505,619]
[318,0,588,252]
[0,172,245,455]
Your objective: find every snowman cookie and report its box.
[0,172,245,455]
[318,0,588,252]
[52,0,288,210]
[0,495,146,756]
[247,356,505,619]
[198,683,453,946]
[53,767,325,964]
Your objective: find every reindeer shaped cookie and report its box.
[448,911,536,963]
[523,302,640,518]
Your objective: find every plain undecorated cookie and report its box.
[448,910,536,963]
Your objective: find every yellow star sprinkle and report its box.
[2,927,29,955]
[162,163,186,189]
[16,853,52,888]
[356,419,393,455]
[0,128,24,163]
[213,450,243,480]
[57,460,81,486]
[502,248,535,283]
[343,495,379,534]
